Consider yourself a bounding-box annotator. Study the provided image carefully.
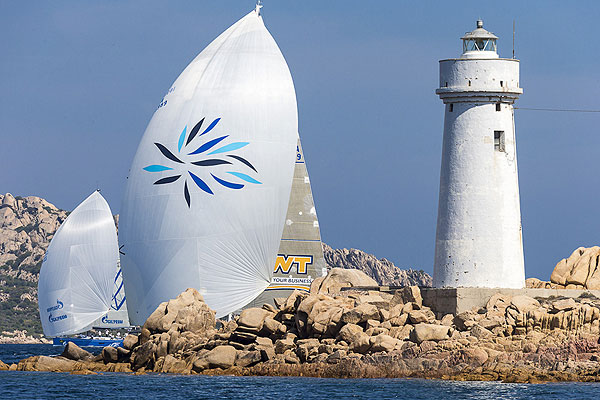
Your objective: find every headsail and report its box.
[38,191,118,337]
[119,8,298,322]
[247,137,327,308]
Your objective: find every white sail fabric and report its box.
[246,136,327,309]
[119,8,297,323]
[91,264,131,329]
[38,191,118,337]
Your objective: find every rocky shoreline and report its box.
[3,269,600,382]
[0,330,49,344]
[0,192,432,336]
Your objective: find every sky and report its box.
[1,1,599,280]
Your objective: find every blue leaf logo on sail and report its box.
[142,117,261,207]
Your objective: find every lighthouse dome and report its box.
[460,20,499,59]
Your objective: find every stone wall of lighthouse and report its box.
[433,53,525,288]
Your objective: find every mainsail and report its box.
[38,191,118,337]
[247,137,327,308]
[119,7,298,322]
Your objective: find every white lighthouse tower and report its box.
[433,20,525,288]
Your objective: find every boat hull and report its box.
[52,337,123,347]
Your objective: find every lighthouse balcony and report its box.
[435,88,522,104]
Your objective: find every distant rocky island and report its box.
[0,193,431,338]
[323,244,432,287]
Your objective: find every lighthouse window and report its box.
[463,38,497,52]
[496,103,501,111]
[449,104,453,112]
[494,131,505,152]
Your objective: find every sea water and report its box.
[1,344,600,399]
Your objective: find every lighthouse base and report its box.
[421,287,600,317]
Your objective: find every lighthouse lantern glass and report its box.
[463,38,497,53]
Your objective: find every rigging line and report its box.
[514,107,600,113]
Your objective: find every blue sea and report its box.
[1,344,600,399]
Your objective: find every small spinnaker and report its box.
[38,191,118,337]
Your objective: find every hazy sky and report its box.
[2,1,599,280]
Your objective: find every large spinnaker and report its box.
[38,191,118,337]
[120,8,297,323]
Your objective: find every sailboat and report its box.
[119,4,298,323]
[246,137,327,308]
[38,191,127,347]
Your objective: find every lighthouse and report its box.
[433,20,525,288]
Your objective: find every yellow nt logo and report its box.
[274,255,313,275]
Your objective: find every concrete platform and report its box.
[421,287,600,317]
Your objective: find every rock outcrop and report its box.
[0,330,50,344]
[551,247,600,289]
[0,193,434,336]
[0,193,68,334]
[16,355,131,374]
[322,244,432,287]
[310,267,378,294]
[526,246,600,290]
[143,288,215,335]
[14,284,600,382]
[61,342,93,361]
[17,355,78,372]
[0,193,67,271]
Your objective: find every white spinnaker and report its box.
[120,9,297,323]
[38,191,118,337]
[91,264,131,329]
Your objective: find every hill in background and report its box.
[323,244,432,287]
[0,193,67,335]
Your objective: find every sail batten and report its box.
[120,9,298,322]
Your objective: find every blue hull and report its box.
[53,337,123,347]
